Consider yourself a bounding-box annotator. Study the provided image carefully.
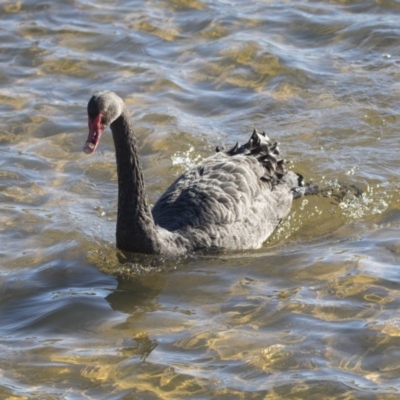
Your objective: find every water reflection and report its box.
[106,273,165,315]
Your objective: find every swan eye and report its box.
[88,112,96,121]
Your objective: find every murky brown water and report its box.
[1,0,400,398]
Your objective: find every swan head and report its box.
[84,91,125,154]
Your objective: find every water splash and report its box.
[171,145,202,170]
[271,179,395,243]
[337,183,389,219]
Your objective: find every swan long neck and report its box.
[110,109,162,254]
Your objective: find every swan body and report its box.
[84,91,303,256]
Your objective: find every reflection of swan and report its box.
[84,91,305,255]
[105,274,165,314]
[105,274,164,360]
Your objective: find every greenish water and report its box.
[1,0,400,398]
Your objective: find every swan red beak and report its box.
[84,113,104,154]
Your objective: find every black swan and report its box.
[83,91,306,256]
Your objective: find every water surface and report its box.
[1,0,400,398]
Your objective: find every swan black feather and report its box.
[84,91,305,255]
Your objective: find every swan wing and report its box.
[152,151,297,250]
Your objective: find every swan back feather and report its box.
[152,129,302,251]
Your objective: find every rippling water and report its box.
[1,0,400,398]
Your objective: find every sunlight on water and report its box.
[1,0,400,398]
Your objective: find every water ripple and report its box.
[1,0,400,398]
